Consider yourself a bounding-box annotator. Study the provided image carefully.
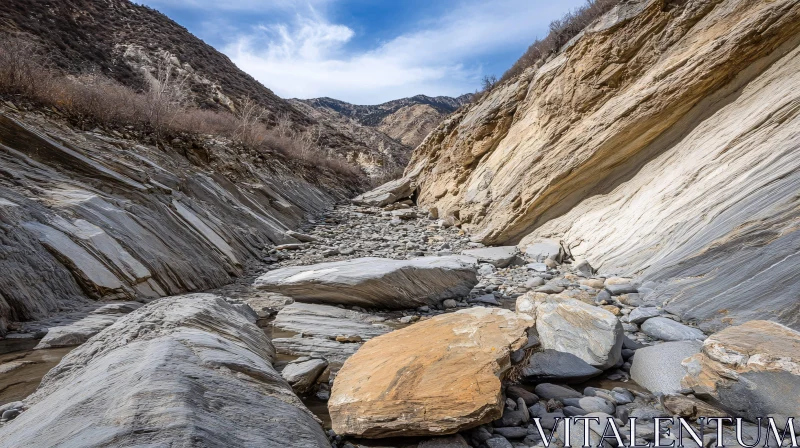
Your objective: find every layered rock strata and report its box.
[405,0,800,330]
[0,294,329,447]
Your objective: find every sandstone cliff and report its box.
[408,0,800,330]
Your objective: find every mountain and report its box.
[299,94,472,148]
[0,0,406,178]
[406,0,800,330]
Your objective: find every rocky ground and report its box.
[215,203,798,447]
[1,200,797,447]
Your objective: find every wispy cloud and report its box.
[141,0,586,104]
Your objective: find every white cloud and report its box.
[225,0,585,104]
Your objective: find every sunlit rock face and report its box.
[409,0,800,330]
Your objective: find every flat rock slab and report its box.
[34,302,143,349]
[630,341,701,395]
[641,317,705,341]
[254,256,478,309]
[461,246,519,268]
[681,320,800,421]
[273,302,391,340]
[0,294,329,447]
[273,336,361,365]
[522,240,563,262]
[329,307,534,438]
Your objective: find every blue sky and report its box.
[137,0,586,104]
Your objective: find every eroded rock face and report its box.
[254,256,478,309]
[329,307,534,438]
[0,294,329,447]
[408,0,800,330]
[0,113,347,335]
[681,320,800,420]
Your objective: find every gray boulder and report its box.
[273,336,361,365]
[0,294,329,447]
[522,349,602,383]
[630,340,702,395]
[641,317,705,341]
[461,246,519,268]
[254,256,478,309]
[534,297,624,369]
[282,358,328,394]
[534,384,583,400]
[352,176,415,206]
[273,302,391,340]
[628,307,661,325]
[418,435,471,447]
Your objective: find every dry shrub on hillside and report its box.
[0,35,363,179]
[497,0,621,86]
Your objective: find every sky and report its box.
[137,0,586,105]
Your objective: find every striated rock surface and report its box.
[408,0,800,330]
[254,256,478,309]
[273,302,391,340]
[352,176,417,207]
[329,307,534,438]
[681,320,800,420]
[0,294,329,447]
[0,113,350,335]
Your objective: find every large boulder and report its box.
[461,246,520,268]
[0,294,329,447]
[254,256,478,309]
[329,307,534,438]
[681,320,800,421]
[352,176,416,207]
[522,295,623,370]
[630,340,702,395]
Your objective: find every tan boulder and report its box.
[329,307,534,438]
[681,320,800,421]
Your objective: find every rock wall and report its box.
[0,294,330,447]
[408,0,800,330]
[0,112,350,334]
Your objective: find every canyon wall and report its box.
[0,112,352,334]
[408,0,800,331]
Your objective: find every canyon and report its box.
[1,0,799,447]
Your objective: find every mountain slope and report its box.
[407,0,800,330]
[0,0,409,178]
[300,94,472,149]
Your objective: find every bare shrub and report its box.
[233,97,269,148]
[497,0,621,86]
[0,36,54,96]
[171,108,239,136]
[143,54,189,139]
[0,35,363,180]
[55,74,144,125]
